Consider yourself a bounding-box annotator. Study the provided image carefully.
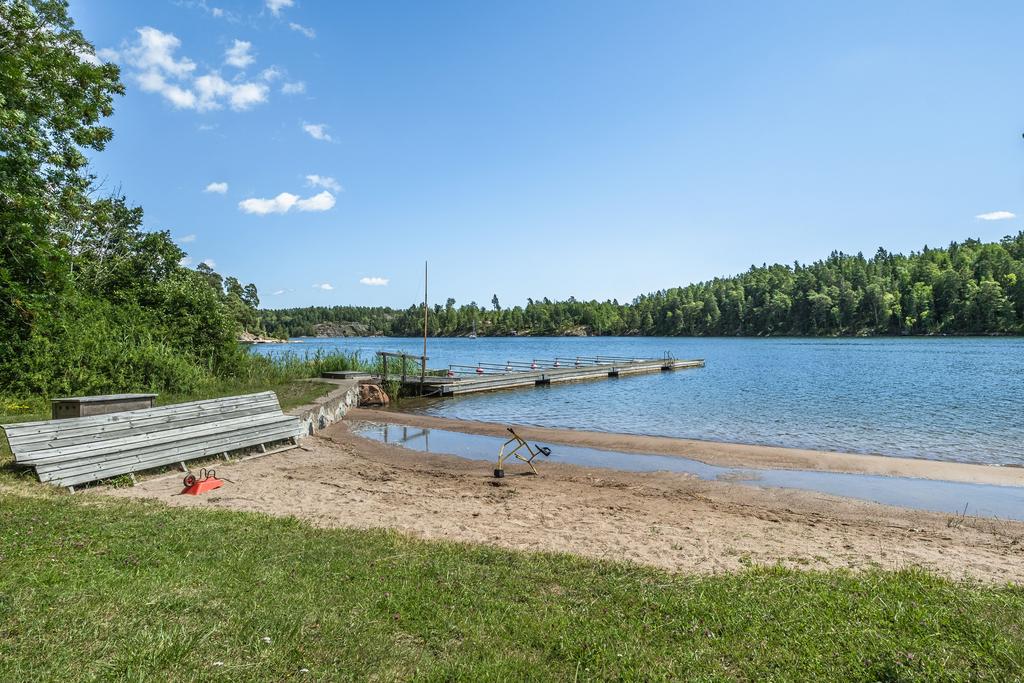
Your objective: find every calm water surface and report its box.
[254,337,1024,465]
[352,422,1024,521]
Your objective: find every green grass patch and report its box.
[0,492,1021,681]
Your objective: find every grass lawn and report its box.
[0,490,1021,681]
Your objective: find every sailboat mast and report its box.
[422,261,428,380]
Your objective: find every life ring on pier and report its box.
[476,366,484,374]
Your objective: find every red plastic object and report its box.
[181,474,224,495]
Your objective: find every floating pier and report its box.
[383,353,705,397]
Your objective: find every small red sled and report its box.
[181,468,225,495]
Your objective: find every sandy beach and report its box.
[106,415,1024,584]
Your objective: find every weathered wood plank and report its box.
[14,412,296,465]
[46,428,303,487]
[2,392,278,435]
[10,403,281,453]
[2,391,303,488]
[35,422,304,484]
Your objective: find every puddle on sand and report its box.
[351,421,1024,522]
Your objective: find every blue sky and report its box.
[72,1,1023,309]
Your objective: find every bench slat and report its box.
[4,393,279,444]
[46,426,303,487]
[10,402,281,454]
[38,422,302,484]
[16,412,297,465]
[1,391,304,488]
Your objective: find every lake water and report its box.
[253,336,1024,466]
[352,422,1024,521]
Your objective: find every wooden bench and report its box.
[2,392,305,492]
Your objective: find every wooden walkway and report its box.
[401,357,704,397]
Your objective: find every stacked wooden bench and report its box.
[2,392,305,492]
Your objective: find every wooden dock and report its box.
[398,356,704,397]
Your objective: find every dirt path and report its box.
[106,422,1024,584]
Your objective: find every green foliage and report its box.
[264,234,1024,337]
[0,0,124,385]
[1,493,1022,680]
[0,2,269,399]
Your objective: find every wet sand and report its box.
[106,420,1024,584]
[350,408,1024,486]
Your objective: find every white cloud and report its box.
[137,70,196,108]
[198,123,217,131]
[239,190,335,215]
[239,192,299,215]
[227,81,269,110]
[179,234,197,243]
[313,283,334,291]
[225,39,254,68]
[260,66,283,81]
[306,174,342,192]
[302,123,332,141]
[97,47,120,62]
[110,27,268,112]
[194,73,269,111]
[281,81,305,95]
[211,7,224,17]
[975,211,1015,221]
[289,22,316,38]
[204,181,229,194]
[202,258,217,269]
[124,27,196,78]
[266,0,294,16]
[272,289,290,296]
[359,277,389,287]
[296,191,336,212]
[179,256,193,266]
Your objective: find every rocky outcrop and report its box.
[358,383,390,407]
[238,331,289,344]
[313,321,371,337]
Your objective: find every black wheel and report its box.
[183,474,196,488]
[493,468,504,478]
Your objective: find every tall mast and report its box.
[422,261,428,380]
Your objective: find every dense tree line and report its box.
[263,234,1024,338]
[1,0,260,396]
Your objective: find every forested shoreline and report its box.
[262,233,1024,338]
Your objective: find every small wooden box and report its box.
[51,394,158,420]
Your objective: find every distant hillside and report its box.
[260,233,1024,338]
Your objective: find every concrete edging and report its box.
[286,379,360,436]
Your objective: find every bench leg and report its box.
[129,473,138,486]
[259,443,267,453]
[179,461,188,472]
[66,485,75,494]
[222,452,230,461]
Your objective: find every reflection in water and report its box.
[354,421,1024,522]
